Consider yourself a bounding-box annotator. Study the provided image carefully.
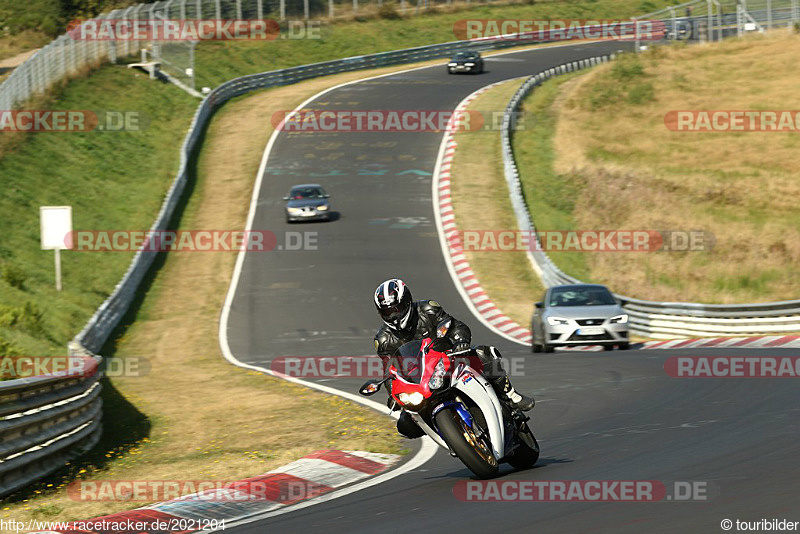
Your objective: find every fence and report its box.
[633,0,800,50]
[499,61,800,339]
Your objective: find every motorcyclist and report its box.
[373,278,535,439]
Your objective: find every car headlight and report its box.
[547,316,569,326]
[428,359,446,390]
[448,62,457,66]
[465,62,475,66]
[610,314,629,324]
[287,207,302,214]
[397,392,424,407]
[316,205,329,211]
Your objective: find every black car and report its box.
[447,51,484,74]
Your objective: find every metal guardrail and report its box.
[0,348,103,497]
[500,59,800,339]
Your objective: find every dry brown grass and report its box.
[449,79,545,328]
[552,33,800,303]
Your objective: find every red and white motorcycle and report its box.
[360,320,539,478]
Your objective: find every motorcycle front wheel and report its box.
[435,408,499,479]
[507,422,540,470]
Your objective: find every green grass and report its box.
[512,72,592,280]
[0,68,197,358]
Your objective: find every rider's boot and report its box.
[490,374,535,412]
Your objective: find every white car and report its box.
[531,284,630,352]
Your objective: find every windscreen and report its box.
[549,287,617,307]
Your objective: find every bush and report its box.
[378,2,402,20]
[611,56,645,80]
[0,302,45,335]
[627,82,655,104]
[1,263,26,290]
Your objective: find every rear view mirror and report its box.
[359,380,382,396]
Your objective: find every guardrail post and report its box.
[304,0,310,19]
[280,0,285,20]
[353,0,358,14]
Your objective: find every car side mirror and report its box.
[535,301,543,309]
[282,196,290,201]
[323,194,330,198]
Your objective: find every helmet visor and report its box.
[379,302,410,325]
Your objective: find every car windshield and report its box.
[549,287,616,307]
[289,187,326,200]
[453,52,477,60]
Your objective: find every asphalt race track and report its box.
[221,41,800,533]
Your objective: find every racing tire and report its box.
[435,408,499,479]
[619,342,630,350]
[507,422,540,470]
[603,344,614,351]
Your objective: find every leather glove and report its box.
[453,342,471,353]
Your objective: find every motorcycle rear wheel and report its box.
[435,409,499,479]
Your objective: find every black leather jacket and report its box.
[374,300,471,360]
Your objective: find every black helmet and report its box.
[374,279,414,331]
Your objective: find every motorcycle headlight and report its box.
[397,392,424,407]
[428,359,447,390]
[610,314,629,324]
[547,316,569,326]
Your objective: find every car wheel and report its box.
[619,342,630,350]
[603,344,614,351]
[532,342,542,353]
[543,343,555,353]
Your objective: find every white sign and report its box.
[40,206,72,250]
